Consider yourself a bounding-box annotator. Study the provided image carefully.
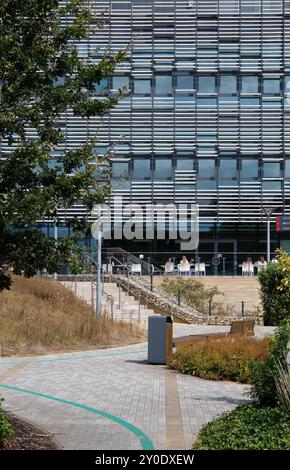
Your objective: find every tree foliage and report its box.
[259,249,290,325]
[0,0,126,290]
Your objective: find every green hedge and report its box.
[249,320,290,406]
[0,398,14,447]
[258,250,290,326]
[194,404,290,450]
[169,337,269,384]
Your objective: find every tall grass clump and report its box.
[0,276,145,356]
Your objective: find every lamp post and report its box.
[262,206,280,264]
[91,218,104,319]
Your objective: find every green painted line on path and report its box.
[0,383,154,450]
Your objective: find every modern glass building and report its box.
[23,1,290,272]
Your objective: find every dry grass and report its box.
[0,276,146,356]
[169,336,270,383]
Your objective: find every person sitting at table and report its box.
[179,256,190,275]
[164,257,174,275]
[189,258,195,276]
[256,256,267,272]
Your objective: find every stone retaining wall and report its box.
[115,275,264,326]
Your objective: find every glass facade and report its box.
[85,0,289,231]
[9,0,288,256]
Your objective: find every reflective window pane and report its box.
[133,160,151,179]
[286,159,290,178]
[155,75,172,95]
[112,162,129,178]
[176,75,194,90]
[155,159,172,179]
[263,162,280,178]
[176,159,193,170]
[219,159,237,178]
[263,79,280,94]
[198,76,216,93]
[197,159,215,178]
[134,79,151,94]
[196,180,217,189]
[112,161,130,189]
[220,75,237,94]
[241,75,259,93]
[263,181,282,191]
[112,76,129,89]
[241,159,259,179]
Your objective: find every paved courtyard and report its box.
[0,324,275,450]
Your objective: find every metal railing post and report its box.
[177,289,181,306]
[91,282,94,308]
[111,298,114,320]
[208,300,212,316]
[138,294,141,323]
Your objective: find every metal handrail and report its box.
[103,247,164,276]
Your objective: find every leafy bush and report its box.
[194,404,290,450]
[169,337,269,383]
[0,398,14,447]
[249,320,290,406]
[259,249,290,325]
[161,277,220,315]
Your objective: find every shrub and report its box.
[249,320,290,406]
[259,249,290,326]
[0,398,14,448]
[169,336,269,384]
[161,277,220,315]
[193,404,290,450]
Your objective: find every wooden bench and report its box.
[173,320,255,351]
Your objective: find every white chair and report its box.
[178,262,190,275]
[164,262,174,275]
[131,263,142,275]
[102,263,113,274]
[242,263,254,277]
[195,263,206,276]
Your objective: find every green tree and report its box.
[259,249,290,325]
[0,0,126,291]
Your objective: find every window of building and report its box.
[155,75,172,95]
[94,79,108,92]
[196,97,217,107]
[112,161,130,189]
[197,159,215,178]
[112,161,129,178]
[196,180,217,190]
[112,76,129,90]
[134,79,151,94]
[176,75,194,90]
[263,181,282,191]
[263,79,280,94]
[285,76,290,92]
[220,75,237,94]
[155,159,172,179]
[176,159,193,170]
[263,162,281,178]
[240,159,259,179]
[240,97,260,106]
[198,76,216,94]
[133,159,151,180]
[219,159,237,179]
[285,159,290,178]
[241,75,259,94]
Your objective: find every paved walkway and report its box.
[0,325,275,450]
